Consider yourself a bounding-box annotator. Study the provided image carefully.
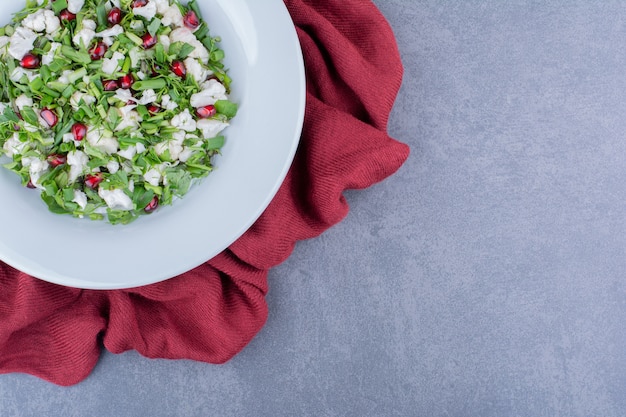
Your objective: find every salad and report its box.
[0,0,237,224]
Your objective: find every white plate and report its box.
[0,0,305,289]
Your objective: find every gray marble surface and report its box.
[3,1,626,416]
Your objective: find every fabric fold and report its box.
[0,0,409,386]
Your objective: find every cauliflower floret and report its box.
[133,0,157,20]
[117,143,144,160]
[154,130,185,160]
[8,27,37,60]
[183,57,209,83]
[101,51,125,75]
[98,188,134,211]
[96,24,124,46]
[42,42,61,65]
[116,105,142,131]
[178,147,194,162]
[107,160,120,174]
[114,88,134,103]
[70,91,96,110]
[21,10,46,33]
[22,9,60,34]
[14,94,33,110]
[143,168,161,186]
[2,133,26,157]
[86,127,119,154]
[21,156,49,188]
[160,4,183,27]
[169,27,209,63]
[128,46,147,68]
[170,108,196,132]
[10,67,37,82]
[73,19,96,48]
[67,0,85,14]
[67,150,89,182]
[137,89,157,105]
[82,19,97,31]
[154,0,169,14]
[154,141,183,161]
[72,190,88,210]
[197,119,229,139]
[160,94,178,110]
[44,10,61,34]
[190,79,228,108]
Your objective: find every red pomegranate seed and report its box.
[195,104,216,118]
[90,42,107,60]
[84,173,103,189]
[144,195,159,213]
[132,0,148,7]
[40,108,58,127]
[107,7,122,25]
[147,104,160,114]
[118,73,134,89]
[26,180,36,189]
[171,60,186,77]
[19,53,40,69]
[102,79,119,91]
[59,9,76,21]
[183,10,199,29]
[47,154,67,167]
[141,33,157,49]
[71,122,87,141]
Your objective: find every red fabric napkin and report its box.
[0,0,409,386]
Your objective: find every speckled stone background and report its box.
[3,1,626,416]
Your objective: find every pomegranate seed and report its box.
[132,0,148,7]
[195,104,216,118]
[102,79,119,91]
[183,10,199,29]
[71,122,87,141]
[59,9,76,21]
[119,73,134,89]
[141,33,157,49]
[26,180,36,189]
[19,53,40,69]
[147,104,160,114]
[40,108,58,128]
[90,42,107,60]
[144,195,159,213]
[84,173,103,189]
[171,60,186,78]
[47,153,67,167]
[107,7,122,25]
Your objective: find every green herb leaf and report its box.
[147,17,161,36]
[214,100,237,118]
[61,46,91,65]
[178,43,195,60]
[51,0,68,14]
[20,107,39,126]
